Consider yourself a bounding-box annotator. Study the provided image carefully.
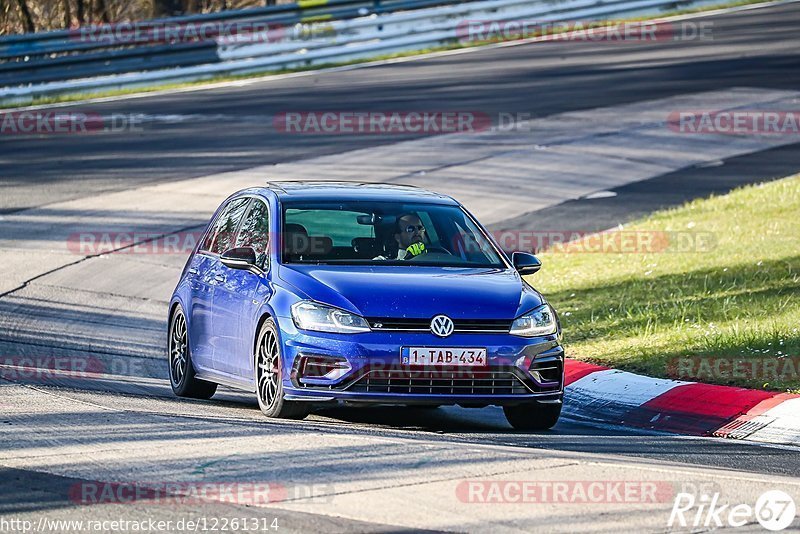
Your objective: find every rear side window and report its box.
[285,208,373,247]
[236,199,270,268]
[201,198,250,254]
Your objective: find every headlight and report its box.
[291,301,370,333]
[510,305,557,337]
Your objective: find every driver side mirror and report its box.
[220,247,260,273]
[512,252,541,275]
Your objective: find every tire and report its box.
[168,307,217,399]
[254,318,310,420]
[503,401,562,431]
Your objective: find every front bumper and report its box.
[276,316,564,406]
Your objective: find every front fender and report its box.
[250,281,305,382]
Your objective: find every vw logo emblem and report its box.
[430,315,454,337]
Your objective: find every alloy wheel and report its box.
[169,311,188,386]
[257,327,281,408]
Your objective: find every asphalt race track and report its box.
[1,1,800,213]
[1,2,800,532]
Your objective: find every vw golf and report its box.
[168,182,564,430]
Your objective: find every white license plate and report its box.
[401,347,487,366]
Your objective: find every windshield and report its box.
[281,201,506,268]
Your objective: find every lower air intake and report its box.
[345,367,533,395]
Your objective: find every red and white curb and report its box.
[563,359,800,446]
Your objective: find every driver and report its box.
[396,213,428,259]
[375,213,429,260]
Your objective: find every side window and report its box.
[236,199,270,268]
[201,198,250,254]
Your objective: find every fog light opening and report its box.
[529,357,563,388]
[299,355,351,380]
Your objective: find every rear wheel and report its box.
[254,318,310,420]
[503,401,561,431]
[168,307,217,399]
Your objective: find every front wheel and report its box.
[503,401,561,431]
[168,307,217,399]
[254,318,310,420]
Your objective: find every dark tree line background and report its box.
[1,0,290,35]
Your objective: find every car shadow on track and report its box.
[311,405,512,433]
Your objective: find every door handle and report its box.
[214,274,226,283]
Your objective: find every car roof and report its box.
[262,181,459,204]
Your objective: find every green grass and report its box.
[528,175,800,392]
[1,0,776,109]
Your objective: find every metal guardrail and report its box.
[0,41,220,86]
[0,0,376,56]
[0,0,476,90]
[0,0,466,64]
[0,0,718,105]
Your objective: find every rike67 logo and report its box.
[669,490,796,531]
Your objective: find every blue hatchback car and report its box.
[168,182,564,430]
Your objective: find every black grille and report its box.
[367,318,511,333]
[345,367,532,395]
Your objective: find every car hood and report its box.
[278,264,543,319]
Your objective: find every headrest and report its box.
[283,224,309,256]
[283,223,308,237]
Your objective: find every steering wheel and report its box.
[407,246,453,261]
